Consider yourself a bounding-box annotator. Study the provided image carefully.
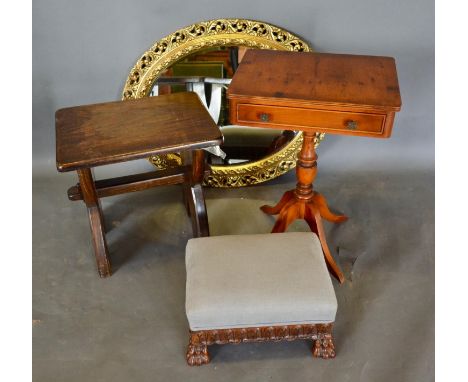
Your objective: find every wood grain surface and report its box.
[228,49,401,110]
[56,92,223,171]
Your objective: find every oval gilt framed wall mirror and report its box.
[122,19,324,187]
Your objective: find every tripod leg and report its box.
[261,190,295,215]
[271,199,301,233]
[308,204,345,283]
[314,193,348,223]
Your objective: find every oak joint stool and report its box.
[56,92,223,278]
[185,232,338,366]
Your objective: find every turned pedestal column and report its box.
[261,132,348,283]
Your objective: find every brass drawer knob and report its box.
[346,120,358,130]
[259,113,270,122]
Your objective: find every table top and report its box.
[56,92,223,172]
[228,50,401,111]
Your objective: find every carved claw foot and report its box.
[186,336,210,366]
[312,335,336,359]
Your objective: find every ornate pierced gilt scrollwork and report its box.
[123,19,324,187]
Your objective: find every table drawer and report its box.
[236,104,386,136]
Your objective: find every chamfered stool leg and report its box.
[77,168,111,278]
[182,182,192,217]
[186,149,209,237]
[312,333,336,359]
[188,185,209,237]
[186,332,210,366]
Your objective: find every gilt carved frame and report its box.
[123,19,324,187]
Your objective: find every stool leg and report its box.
[77,168,111,278]
[187,150,209,237]
[182,183,192,217]
[312,333,336,359]
[188,184,209,237]
[186,332,210,366]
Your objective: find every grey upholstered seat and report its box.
[185,232,337,331]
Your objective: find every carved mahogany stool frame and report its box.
[186,323,336,366]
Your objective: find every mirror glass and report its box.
[149,46,298,165]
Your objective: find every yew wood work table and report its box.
[56,92,223,277]
[227,50,401,283]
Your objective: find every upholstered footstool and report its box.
[185,232,338,366]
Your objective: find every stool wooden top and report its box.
[56,92,223,172]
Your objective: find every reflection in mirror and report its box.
[150,46,298,165]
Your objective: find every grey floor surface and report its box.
[33,168,434,382]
